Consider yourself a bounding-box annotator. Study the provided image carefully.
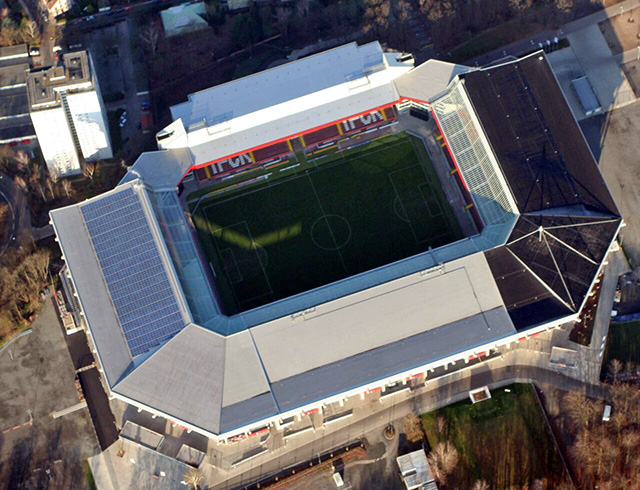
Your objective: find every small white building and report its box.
[397,450,438,490]
[27,51,112,176]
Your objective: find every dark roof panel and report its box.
[505,214,620,312]
[462,54,619,216]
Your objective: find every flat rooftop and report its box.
[27,51,91,109]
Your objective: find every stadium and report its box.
[50,42,622,443]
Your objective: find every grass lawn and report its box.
[421,383,569,489]
[192,133,462,314]
[602,320,640,370]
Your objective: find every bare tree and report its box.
[296,0,310,18]
[0,202,9,230]
[402,413,424,443]
[14,175,27,192]
[472,480,490,490]
[48,166,59,184]
[611,383,640,424]
[182,468,204,490]
[274,7,291,35]
[82,162,96,183]
[61,179,73,198]
[434,415,447,437]
[563,391,599,429]
[46,177,55,200]
[21,20,40,45]
[427,441,458,485]
[14,150,30,175]
[556,0,574,12]
[620,430,640,468]
[140,23,161,57]
[609,358,623,383]
[508,0,532,14]
[419,0,452,21]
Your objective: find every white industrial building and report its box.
[27,51,112,177]
[50,42,621,445]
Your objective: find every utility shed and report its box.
[571,76,601,116]
[397,450,438,490]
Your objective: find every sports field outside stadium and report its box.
[192,133,463,314]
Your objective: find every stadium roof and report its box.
[50,47,620,438]
[157,42,413,168]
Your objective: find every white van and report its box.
[603,405,612,422]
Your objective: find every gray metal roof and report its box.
[115,324,226,433]
[0,63,28,88]
[250,253,503,383]
[270,306,514,412]
[170,42,391,128]
[120,148,193,190]
[394,59,470,103]
[185,82,399,168]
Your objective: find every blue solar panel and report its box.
[81,187,185,356]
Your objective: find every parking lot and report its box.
[0,299,99,488]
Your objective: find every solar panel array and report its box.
[81,186,186,356]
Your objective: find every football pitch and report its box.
[192,133,462,314]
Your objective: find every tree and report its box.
[402,413,424,443]
[434,415,446,437]
[609,358,623,382]
[14,175,27,192]
[620,430,640,468]
[556,0,574,13]
[427,441,458,485]
[14,150,30,174]
[563,391,599,429]
[140,23,161,57]
[0,201,9,232]
[419,0,452,21]
[61,179,73,198]
[472,480,490,490]
[20,19,40,45]
[274,6,292,37]
[182,468,204,490]
[296,0,310,18]
[508,0,532,14]
[82,162,96,183]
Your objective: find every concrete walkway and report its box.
[566,24,635,117]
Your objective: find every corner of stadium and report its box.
[50,41,622,444]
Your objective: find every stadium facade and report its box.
[50,42,621,442]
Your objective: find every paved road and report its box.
[0,169,31,256]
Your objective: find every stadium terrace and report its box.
[50,42,621,442]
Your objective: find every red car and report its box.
[124,5,132,11]
[20,139,31,145]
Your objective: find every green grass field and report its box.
[421,383,569,488]
[602,321,640,371]
[192,133,462,314]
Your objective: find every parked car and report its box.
[136,121,142,130]
[120,111,127,121]
[141,102,151,110]
[119,118,127,128]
